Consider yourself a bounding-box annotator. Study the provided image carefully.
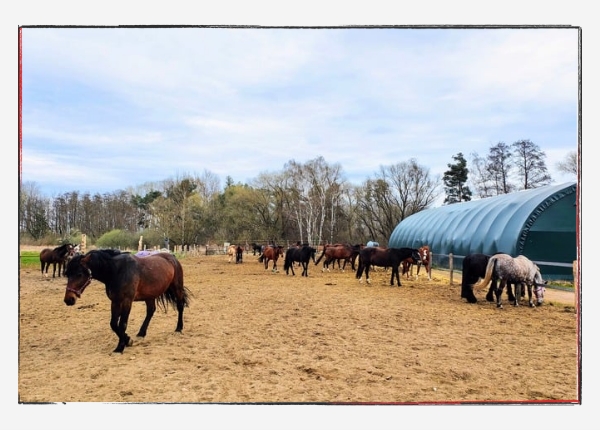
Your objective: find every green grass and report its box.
[20,251,41,269]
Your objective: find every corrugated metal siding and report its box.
[388,182,577,277]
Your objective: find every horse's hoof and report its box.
[467,298,477,304]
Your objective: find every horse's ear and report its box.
[81,253,92,265]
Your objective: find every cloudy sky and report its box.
[19,26,579,200]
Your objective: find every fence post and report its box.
[449,253,453,285]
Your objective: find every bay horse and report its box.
[472,253,546,308]
[356,247,421,286]
[315,243,361,272]
[283,245,317,277]
[63,249,191,353]
[258,245,284,272]
[40,243,74,278]
[401,245,432,280]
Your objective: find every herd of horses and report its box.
[34,241,548,353]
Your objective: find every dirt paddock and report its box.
[18,248,579,404]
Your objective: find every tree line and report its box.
[19,140,577,249]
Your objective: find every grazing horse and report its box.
[284,245,317,277]
[356,247,421,286]
[401,245,432,280]
[473,253,546,308]
[64,249,191,353]
[250,243,263,256]
[315,243,361,272]
[40,243,74,278]
[258,245,284,272]
[236,245,244,263]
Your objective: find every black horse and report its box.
[236,245,244,263]
[356,247,421,286]
[250,243,263,256]
[461,253,517,303]
[40,243,74,278]
[284,245,317,277]
[64,249,191,353]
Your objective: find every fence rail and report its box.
[431,253,576,284]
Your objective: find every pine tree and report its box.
[443,152,472,204]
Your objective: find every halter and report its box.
[65,266,93,298]
[534,284,546,299]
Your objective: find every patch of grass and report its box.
[20,251,41,269]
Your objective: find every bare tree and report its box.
[487,142,515,194]
[469,152,495,199]
[556,150,578,177]
[512,139,552,189]
[356,159,440,244]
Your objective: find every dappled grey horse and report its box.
[473,253,546,308]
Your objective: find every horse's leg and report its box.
[486,279,496,302]
[495,280,506,308]
[110,300,133,353]
[513,283,522,307]
[365,264,371,284]
[52,262,57,278]
[136,299,156,338]
[509,282,517,302]
[527,284,536,307]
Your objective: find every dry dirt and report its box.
[18,248,579,404]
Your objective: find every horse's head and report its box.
[411,248,422,263]
[63,253,93,306]
[532,267,547,305]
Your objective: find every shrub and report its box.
[95,229,138,250]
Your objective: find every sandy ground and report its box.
[18,248,579,404]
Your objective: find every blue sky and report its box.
[20,26,579,199]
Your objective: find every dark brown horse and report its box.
[315,243,361,272]
[258,245,284,272]
[40,243,74,278]
[64,249,191,353]
[356,246,421,286]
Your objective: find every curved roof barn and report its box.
[388,182,577,279]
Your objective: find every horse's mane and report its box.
[97,249,128,256]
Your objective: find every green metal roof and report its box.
[388,182,577,278]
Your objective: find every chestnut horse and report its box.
[315,243,361,272]
[401,245,432,280]
[258,245,284,272]
[64,249,191,353]
[40,243,74,278]
[356,246,421,286]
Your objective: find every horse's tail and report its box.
[158,257,192,311]
[258,254,264,263]
[473,256,497,290]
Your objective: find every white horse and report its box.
[473,253,546,308]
